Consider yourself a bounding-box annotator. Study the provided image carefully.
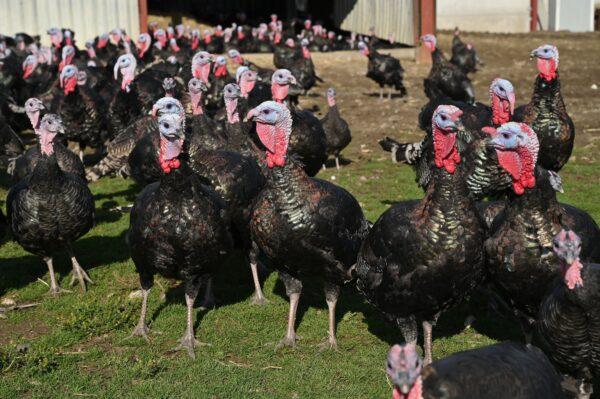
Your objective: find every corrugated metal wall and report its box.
[334,0,414,45]
[0,0,140,45]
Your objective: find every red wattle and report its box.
[537,58,557,81]
[433,128,459,174]
[63,77,77,94]
[491,97,511,126]
[271,84,288,102]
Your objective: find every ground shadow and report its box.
[363,92,408,100]
[0,230,129,297]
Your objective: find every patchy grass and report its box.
[0,153,597,398]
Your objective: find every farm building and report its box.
[0,0,597,45]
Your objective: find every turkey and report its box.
[56,64,108,160]
[450,28,481,74]
[357,41,407,100]
[205,55,233,111]
[186,78,227,155]
[379,78,516,192]
[357,106,514,365]
[273,38,301,70]
[513,45,574,172]
[227,49,273,82]
[0,209,6,243]
[535,230,600,399]
[6,114,95,294]
[320,88,351,170]
[10,98,85,182]
[127,112,233,358]
[237,67,271,109]
[485,123,600,340]
[109,53,167,139]
[247,101,369,349]
[127,97,186,185]
[270,69,327,177]
[421,34,475,104]
[288,38,321,94]
[386,342,565,399]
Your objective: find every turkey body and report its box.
[513,74,574,172]
[365,48,407,95]
[128,161,233,286]
[56,84,108,150]
[288,109,328,177]
[450,35,478,74]
[424,49,474,103]
[10,142,86,183]
[357,164,486,344]
[321,103,351,165]
[7,154,94,258]
[534,262,600,384]
[420,342,565,399]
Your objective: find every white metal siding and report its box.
[334,0,414,45]
[437,0,531,33]
[0,0,140,45]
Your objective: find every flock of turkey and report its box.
[0,17,598,399]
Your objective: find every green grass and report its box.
[0,154,598,398]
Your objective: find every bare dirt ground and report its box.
[246,31,600,164]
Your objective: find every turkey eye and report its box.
[264,110,270,114]
[440,115,447,121]
[502,133,510,139]
[163,123,170,129]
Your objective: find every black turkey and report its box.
[421,34,475,104]
[248,101,369,349]
[535,230,600,399]
[450,28,480,74]
[485,123,600,339]
[513,45,574,172]
[6,114,94,294]
[358,41,406,100]
[128,112,233,358]
[10,98,85,182]
[386,342,565,399]
[321,87,351,170]
[357,106,511,365]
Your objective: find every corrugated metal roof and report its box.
[334,0,414,45]
[0,0,140,45]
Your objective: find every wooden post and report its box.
[530,0,538,31]
[415,0,436,64]
[138,0,148,33]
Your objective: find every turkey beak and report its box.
[152,105,160,118]
[113,63,120,80]
[244,108,259,122]
[288,75,297,85]
[529,49,538,60]
[508,92,516,115]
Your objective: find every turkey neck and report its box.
[266,160,315,225]
[29,154,65,189]
[158,157,194,192]
[430,48,447,66]
[530,74,567,118]
[415,162,476,226]
[464,138,511,200]
[503,168,562,250]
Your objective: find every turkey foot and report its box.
[250,293,270,306]
[44,257,71,296]
[173,328,211,359]
[316,336,339,352]
[275,333,300,350]
[68,248,94,292]
[128,321,151,343]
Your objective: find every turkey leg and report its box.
[175,278,210,358]
[44,256,70,295]
[249,247,269,305]
[318,283,340,351]
[422,320,434,365]
[129,285,151,342]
